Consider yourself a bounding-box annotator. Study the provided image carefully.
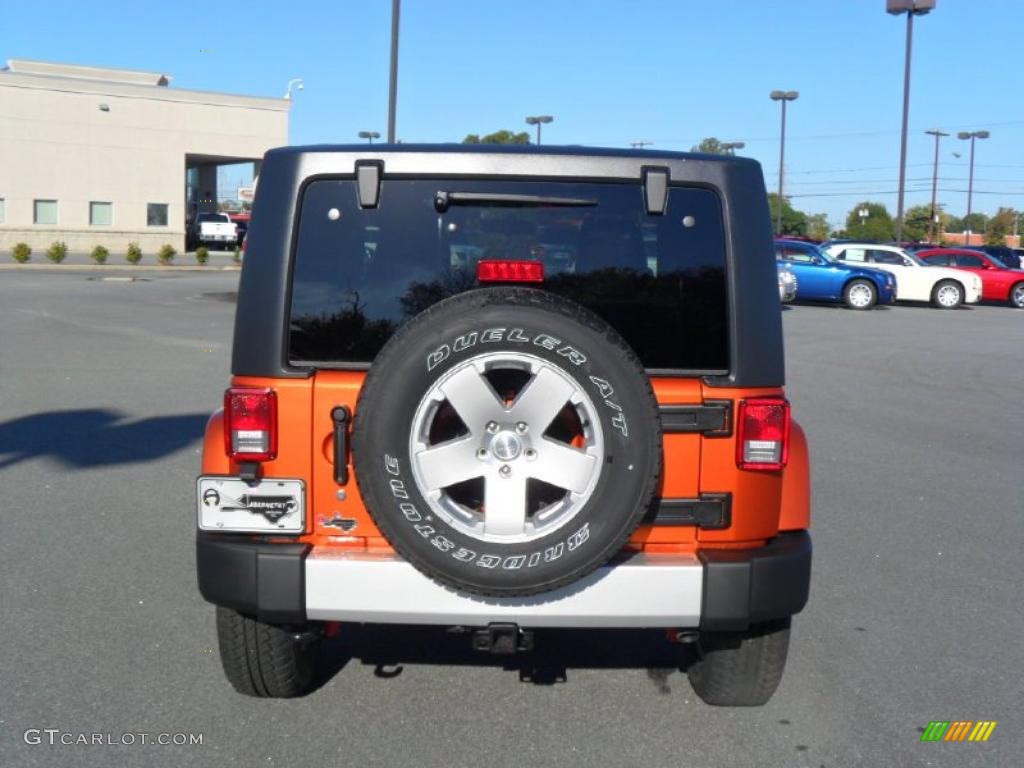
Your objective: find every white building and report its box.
[0,59,290,253]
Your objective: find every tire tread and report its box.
[687,618,791,706]
[215,607,319,698]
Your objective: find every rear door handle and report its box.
[331,406,351,485]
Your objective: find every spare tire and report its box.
[351,287,662,597]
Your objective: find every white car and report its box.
[822,243,982,309]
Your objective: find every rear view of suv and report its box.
[196,145,812,706]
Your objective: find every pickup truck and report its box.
[189,212,238,250]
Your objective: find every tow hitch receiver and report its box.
[471,623,534,654]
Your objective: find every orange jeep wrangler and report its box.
[197,145,811,705]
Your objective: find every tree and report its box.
[805,212,831,241]
[766,193,807,236]
[963,212,988,234]
[462,130,530,145]
[901,204,934,242]
[843,201,894,242]
[984,207,1017,246]
[691,137,726,154]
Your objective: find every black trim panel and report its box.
[659,400,732,435]
[647,494,731,529]
[699,530,811,631]
[196,534,309,623]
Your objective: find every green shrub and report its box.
[90,245,109,264]
[157,244,176,265]
[12,243,32,263]
[126,242,143,264]
[46,241,68,263]
[233,245,242,264]
[195,246,209,265]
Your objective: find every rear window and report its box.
[198,213,230,223]
[288,178,729,372]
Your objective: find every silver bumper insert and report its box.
[305,550,703,628]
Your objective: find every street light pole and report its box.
[358,131,381,144]
[387,0,401,143]
[284,78,304,100]
[887,0,935,242]
[721,141,746,156]
[925,128,948,243]
[770,90,798,235]
[525,115,553,145]
[957,130,989,246]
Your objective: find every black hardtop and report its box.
[233,144,784,388]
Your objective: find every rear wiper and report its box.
[434,191,597,212]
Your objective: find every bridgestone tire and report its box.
[687,618,792,707]
[352,287,662,597]
[215,607,320,698]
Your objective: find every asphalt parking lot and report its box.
[1,270,1021,768]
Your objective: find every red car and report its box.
[917,248,1024,308]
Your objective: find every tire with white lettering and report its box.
[351,287,662,597]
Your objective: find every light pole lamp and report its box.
[358,131,381,144]
[770,90,799,235]
[957,129,989,246]
[887,0,936,242]
[925,128,949,243]
[284,78,304,100]
[525,115,553,145]
[721,141,746,156]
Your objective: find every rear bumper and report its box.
[196,531,811,630]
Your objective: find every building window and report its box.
[90,201,113,226]
[0,198,5,224]
[34,199,58,225]
[147,203,169,227]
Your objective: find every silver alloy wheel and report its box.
[936,282,962,308]
[409,352,604,544]
[1012,283,1024,308]
[847,282,874,308]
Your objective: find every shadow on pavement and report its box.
[0,409,208,470]
[314,624,694,693]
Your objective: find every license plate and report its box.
[197,476,305,533]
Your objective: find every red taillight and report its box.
[224,387,277,462]
[736,397,790,471]
[477,259,544,283]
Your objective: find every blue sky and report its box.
[4,0,1023,226]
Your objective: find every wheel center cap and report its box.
[490,431,523,461]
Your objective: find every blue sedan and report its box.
[775,239,896,310]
